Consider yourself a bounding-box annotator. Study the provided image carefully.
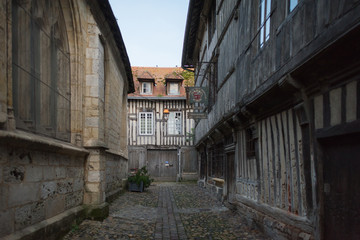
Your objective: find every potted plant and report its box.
[127,166,153,192]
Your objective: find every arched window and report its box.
[12,0,70,141]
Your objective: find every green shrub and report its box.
[127,166,153,188]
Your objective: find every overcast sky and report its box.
[109,0,190,68]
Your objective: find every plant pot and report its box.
[128,181,144,192]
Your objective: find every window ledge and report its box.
[0,130,89,157]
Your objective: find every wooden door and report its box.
[322,134,360,240]
[226,152,236,202]
[147,150,178,181]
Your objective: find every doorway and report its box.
[147,149,178,181]
[321,133,360,239]
[226,152,236,202]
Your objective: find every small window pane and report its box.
[289,0,298,12]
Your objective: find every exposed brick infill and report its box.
[155,186,187,240]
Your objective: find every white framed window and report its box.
[139,112,153,135]
[289,0,299,12]
[168,112,182,135]
[259,0,271,48]
[141,82,152,95]
[168,82,180,95]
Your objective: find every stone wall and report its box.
[0,144,86,237]
[105,152,128,199]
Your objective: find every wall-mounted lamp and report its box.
[163,108,169,121]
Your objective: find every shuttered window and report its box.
[12,0,70,141]
[167,112,181,135]
[139,112,153,135]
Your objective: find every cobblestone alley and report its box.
[64,182,269,240]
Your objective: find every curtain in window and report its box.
[168,112,181,135]
[169,83,179,95]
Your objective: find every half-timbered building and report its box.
[182,0,360,239]
[128,67,197,181]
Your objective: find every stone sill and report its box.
[0,130,89,157]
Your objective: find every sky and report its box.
[109,0,190,68]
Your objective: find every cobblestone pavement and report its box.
[64,182,270,240]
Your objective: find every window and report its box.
[210,143,224,178]
[259,0,271,48]
[246,127,257,158]
[168,82,180,95]
[208,0,216,43]
[12,0,70,141]
[289,0,299,12]
[139,112,153,135]
[167,112,182,135]
[208,59,218,112]
[141,82,152,95]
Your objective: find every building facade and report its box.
[128,67,197,181]
[182,0,360,239]
[0,0,134,238]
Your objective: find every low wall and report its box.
[233,195,314,240]
[0,143,86,238]
[105,151,128,201]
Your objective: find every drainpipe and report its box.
[177,147,181,182]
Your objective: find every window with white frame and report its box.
[167,112,182,135]
[259,0,271,48]
[289,0,299,12]
[139,112,153,135]
[168,82,180,95]
[141,82,152,95]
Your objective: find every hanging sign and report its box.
[186,87,209,105]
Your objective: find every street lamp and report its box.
[163,108,169,121]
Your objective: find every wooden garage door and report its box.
[147,150,178,181]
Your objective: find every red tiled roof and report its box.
[129,67,190,98]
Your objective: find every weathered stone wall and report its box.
[0,0,132,238]
[105,152,128,198]
[0,144,85,237]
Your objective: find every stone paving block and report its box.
[63,182,270,240]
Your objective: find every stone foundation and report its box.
[198,178,224,202]
[233,196,314,240]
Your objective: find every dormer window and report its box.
[168,82,180,95]
[141,82,152,95]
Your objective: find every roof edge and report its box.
[181,0,204,68]
[92,0,135,93]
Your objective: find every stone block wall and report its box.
[0,145,85,237]
[105,152,128,198]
